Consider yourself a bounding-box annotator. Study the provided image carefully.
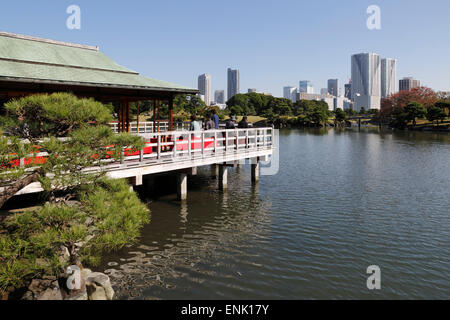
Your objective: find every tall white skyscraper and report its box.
[351,53,381,111]
[227,68,240,100]
[381,58,397,98]
[198,73,211,106]
[327,79,339,97]
[283,86,297,102]
[299,81,314,94]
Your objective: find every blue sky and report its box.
[1,0,450,97]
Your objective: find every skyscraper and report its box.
[351,53,381,111]
[198,73,211,106]
[283,86,297,102]
[344,83,352,100]
[214,90,225,104]
[227,68,240,100]
[328,79,339,96]
[299,81,314,94]
[399,77,421,91]
[381,58,397,98]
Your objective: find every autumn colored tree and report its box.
[381,87,438,128]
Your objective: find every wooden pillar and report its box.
[156,100,160,133]
[118,102,122,133]
[251,162,260,183]
[169,96,174,132]
[126,101,130,133]
[177,173,188,201]
[219,165,228,190]
[121,100,127,133]
[153,99,157,133]
[136,101,140,134]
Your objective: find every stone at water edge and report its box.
[86,272,115,300]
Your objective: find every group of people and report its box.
[189,110,250,132]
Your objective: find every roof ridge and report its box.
[0,57,139,75]
[0,31,99,51]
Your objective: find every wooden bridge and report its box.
[5,127,275,200]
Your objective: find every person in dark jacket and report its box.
[238,116,249,128]
[225,115,236,129]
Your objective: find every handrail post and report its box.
[173,133,177,159]
[214,131,217,154]
[188,133,192,158]
[201,131,205,158]
[225,130,228,153]
[157,134,161,160]
[245,129,249,149]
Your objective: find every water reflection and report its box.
[101,129,450,300]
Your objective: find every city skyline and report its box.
[1,1,449,97]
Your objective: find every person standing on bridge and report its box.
[225,115,236,130]
[189,115,201,138]
[211,110,220,129]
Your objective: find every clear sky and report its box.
[1,0,450,97]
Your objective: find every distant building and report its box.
[327,79,339,97]
[214,90,225,104]
[227,68,240,100]
[399,77,421,92]
[344,83,352,100]
[211,102,227,110]
[198,73,211,106]
[283,86,297,103]
[334,96,353,111]
[299,80,314,94]
[297,92,322,101]
[248,88,257,93]
[351,52,381,111]
[320,88,328,95]
[381,58,397,98]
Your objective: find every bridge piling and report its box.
[177,173,188,201]
[219,165,228,190]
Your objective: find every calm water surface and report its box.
[101,128,450,300]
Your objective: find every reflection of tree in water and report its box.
[101,168,272,300]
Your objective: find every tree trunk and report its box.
[0,170,42,209]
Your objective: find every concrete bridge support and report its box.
[219,165,228,190]
[177,173,188,201]
[211,164,219,178]
[251,158,260,183]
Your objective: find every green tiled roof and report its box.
[0,31,197,93]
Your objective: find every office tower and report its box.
[344,83,352,100]
[351,52,381,111]
[299,81,314,94]
[283,86,297,102]
[227,68,240,99]
[399,77,421,91]
[214,90,225,104]
[248,88,257,93]
[381,58,397,98]
[198,73,211,106]
[328,79,339,96]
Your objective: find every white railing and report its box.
[4,128,274,174]
[115,127,274,165]
[109,121,190,134]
